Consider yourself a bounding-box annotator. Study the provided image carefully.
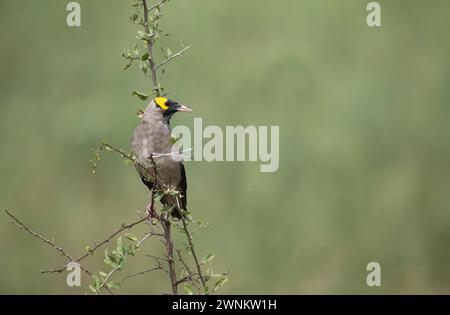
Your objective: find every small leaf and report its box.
[132,91,149,100]
[141,52,149,61]
[201,254,215,264]
[92,275,101,291]
[169,136,178,145]
[123,158,133,165]
[125,233,138,242]
[183,284,194,295]
[214,276,228,291]
[106,281,121,289]
[99,271,107,278]
[133,44,139,56]
[89,284,97,293]
[140,63,148,74]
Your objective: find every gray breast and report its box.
[132,115,182,187]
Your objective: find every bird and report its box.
[131,96,192,218]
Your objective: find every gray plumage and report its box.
[131,98,190,216]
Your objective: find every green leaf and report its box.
[214,276,228,291]
[169,136,179,144]
[124,233,139,242]
[183,284,194,295]
[104,249,118,268]
[201,253,215,265]
[154,191,165,201]
[141,52,149,61]
[99,271,107,278]
[123,158,133,166]
[136,30,152,41]
[133,44,139,56]
[208,273,225,278]
[106,281,121,289]
[132,91,149,100]
[89,284,97,293]
[91,275,101,292]
[140,63,148,74]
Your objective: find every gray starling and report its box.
[131,97,192,218]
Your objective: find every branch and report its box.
[181,218,207,290]
[147,0,167,12]
[161,220,178,294]
[98,228,158,292]
[142,0,160,95]
[175,248,201,291]
[123,265,164,281]
[4,209,115,295]
[40,215,148,274]
[156,45,194,70]
[148,153,178,295]
[5,209,75,263]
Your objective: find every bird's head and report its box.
[140,97,192,123]
[145,96,192,120]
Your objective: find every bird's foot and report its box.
[146,204,157,221]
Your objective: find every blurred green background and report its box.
[1,0,450,294]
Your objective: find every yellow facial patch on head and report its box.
[155,97,169,110]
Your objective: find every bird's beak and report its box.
[177,104,193,112]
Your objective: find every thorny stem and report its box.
[98,230,159,291]
[4,209,115,295]
[156,45,194,70]
[147,0,167,13]
[161,219,178,295]
[148,153,178,295]
[40,216,147,274]
[142,0,160,96]
[181,218,207,290]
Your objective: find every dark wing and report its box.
[179,162,187,209]
[134,162,154,191]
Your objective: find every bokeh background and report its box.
[1,0,449,294]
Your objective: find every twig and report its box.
[147,0,167,12]
[161,219,178,294]
[124,265,164,281]
[93,141,162,185]
[41,215,148,274]
[181,218,207,290]
[176,248,201,290]
[148,154,178,295]
[4,209,115,295]
[142,0,160,95]
[98,229,158,292]
[5,209,75,263]
[156,45,193,70]
[152,148,193,158]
